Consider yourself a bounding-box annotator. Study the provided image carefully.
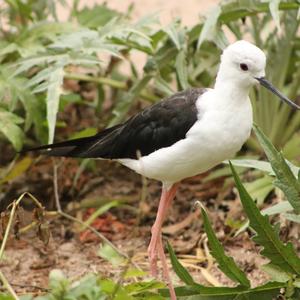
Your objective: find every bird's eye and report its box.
[240,63,249,71]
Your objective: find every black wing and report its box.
[22,88,206,159]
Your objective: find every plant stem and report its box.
[220,2,300,23]
[0,192,44,260]
[65,72,127,89]
[64,72,158,103]
[0,271,20,300]
[0,201,17,260]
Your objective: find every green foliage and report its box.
[166,243,285,299]
[1,0,298,152]
[97,243,125,267]
[163,128,300,299]
[0,269,165,300]
[230,161,300,275]
[167,241,195,285]
[253,124,300,212]
[229,124,300,227]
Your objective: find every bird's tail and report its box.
[20,124,123,158]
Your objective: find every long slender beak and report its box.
[255,77,300,110]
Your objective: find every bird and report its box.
[21,40,300,300]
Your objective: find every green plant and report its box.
[0,269,165,300]
[159,122,300,299]
[1,1,299,154]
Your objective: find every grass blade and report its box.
[200,205,250,287]
[229,161,300,275]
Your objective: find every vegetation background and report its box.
[0,0,300,299]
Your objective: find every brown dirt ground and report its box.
[1,158,280,296]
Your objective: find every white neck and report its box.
[213,71,251,108]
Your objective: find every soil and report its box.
[1,159,272,296]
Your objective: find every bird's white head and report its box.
[216,40,266,89]
[215,40,300,110]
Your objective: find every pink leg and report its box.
[147,183,179,300]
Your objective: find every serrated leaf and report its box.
[230,161,300,275]
[161,282,284,299]
[253,124,300,213]
[201,206,250,287]
[166,242,195,285]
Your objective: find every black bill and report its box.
[256,77,300,110]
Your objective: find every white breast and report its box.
[118,89,253,187]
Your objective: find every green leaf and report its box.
[175,50,189,90]
[235,201,294,236]
[161,282,284,299]
[100,279,133,300]
[46,64,65,144]
[197,6,228,49]
[163,22,182,50]
[67,274,105,300]
[244,175,273,206]
[268,0,281,31]
[261,263,291,283]
[75,4,120,29]
[125,280,165,294]
[227,159,299,183]
[253,124,300,213]
[98,243,125,267]
[0,157,32,184]
[262,201,293,216]
[79,200,121,231]
[283,213,300,223]
[0,109,24,150]
[166,242,195,285]
[123,268,147,279]
[230,161,300,275]
[109,75,152,126]
[0,294,14,300]
[69,127,98,140]
[201,206,250,287]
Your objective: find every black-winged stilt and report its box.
[22,40,300,299]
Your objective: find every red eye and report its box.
[240,63,248,71]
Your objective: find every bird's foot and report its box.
[148,235,177,300]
